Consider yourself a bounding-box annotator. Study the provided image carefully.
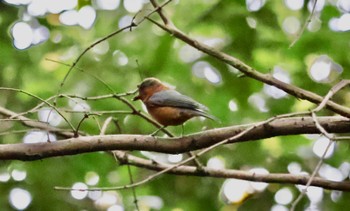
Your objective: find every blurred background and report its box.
[0,0,350,210]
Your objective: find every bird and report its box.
[133,77,217,130]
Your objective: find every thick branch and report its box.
[0,116,349,161]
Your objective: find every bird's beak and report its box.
[133,95,141,101]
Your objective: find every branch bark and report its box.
[1,116,349,161]
[114,151,350,191]
[146,17,350,118]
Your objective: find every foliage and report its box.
[0,0,350,210]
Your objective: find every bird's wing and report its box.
[147,90,208,111]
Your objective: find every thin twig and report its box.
[290,80,348,209]
[289,0,318,48]
[54,24,136,103]
[313,79,350,112]
[126,164,140,211]
[9,95,57,120]
[54,0,174,105]
[0,87,75,131]
[0,106,79,137]
[100,117,139,211]
[290,118,334,210]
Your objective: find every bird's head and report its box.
[133,77,169,101]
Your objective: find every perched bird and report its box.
[133,77,217,127]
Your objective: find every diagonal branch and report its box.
[146,2,350,118]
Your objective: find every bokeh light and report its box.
[284,0,304,10]
[78,6,96,29]
[88,190,102,201]
[180,45,202,63]
[85,171,100,186]
[168,154,183,163]
[59,10,79,26]
[192,61,210,77]
[92,40,110,55]
[263,66,290,99]
[27,0,46,16]
[69,99,91,112]
[306,186,323,204]
[94,0,120,10]
[271,204,289,211]
[0,170,11,182]
[282,16,301,35]
[246,17,257,28]
[331,190,342,202]
[123,0,143,13]
[220,168,268,204]
[38,107,63,126]
[287,162,302,174]
[307,15,322,32]
[228,99,238,112]
[337,0,350,12]
[113,50,129,66]
[107,204,124,211]
[249,168,269,191]
[11,169,27,181]
[319,164,344,181]
[23,130,57,143]
[10,20,50,49]
[107,171,120,184]
[221,178,253,204]
[274,188,293,205]
[248,93,269,112]
[11,22,34,49]
[138,196,164,210]
[308,55,343,83]
[32,26,50,44]
[307,0,325,12]
[191,61,222,84]
[4,0,32,5]
[118,15,133,29]
[246,0,266,11]
[71,182,88,200]
[312,136,335,158]
[339,162,350,178]
[207,156,225,170]
[204,65,222,84]
[94,191,121,210]
[337,13,350,31]
[59,6,96,29]
[9,188,32,210]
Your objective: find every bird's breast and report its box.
[146,106,195,126]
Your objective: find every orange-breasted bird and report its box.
[133,77,217,127]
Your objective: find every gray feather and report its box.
[148,90,208,111]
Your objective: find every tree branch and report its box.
[146,14,350,118]
[0,116,349,161]
[0,106,77,138]
[114,151,350,191]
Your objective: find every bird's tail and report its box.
[196,110,220,123]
